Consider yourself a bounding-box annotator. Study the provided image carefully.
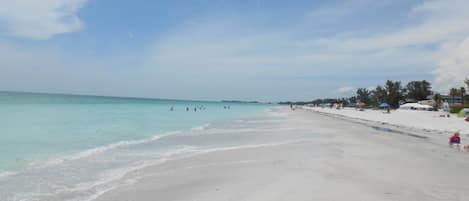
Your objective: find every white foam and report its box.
[82,142,308,201]
[26,139,306,201]
[196,139,310,154]
[36,131,181,168]
[0,171,17,180]
[42,162,156,201]
[267,108,289,117]
[58,141,306,201]
[190,123,211,131]
[46,146,199,201]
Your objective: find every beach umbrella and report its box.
[379,103,390,108]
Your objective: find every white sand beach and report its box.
[305,106,469,136]
[94,107,469,201]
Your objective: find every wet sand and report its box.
[95,108,469,201]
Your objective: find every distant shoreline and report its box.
[0,90,267,104]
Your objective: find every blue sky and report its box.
[0,0,468,101]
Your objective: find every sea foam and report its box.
[36,131,182,168]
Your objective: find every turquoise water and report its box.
[0,91,270,172]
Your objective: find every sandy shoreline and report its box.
[304,106,469,135]
[95,107,469,201]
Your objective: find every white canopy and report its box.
[399,103,433,110]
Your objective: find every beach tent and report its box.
[419,105,433,110]
[399,103,433,110]
[379,103,390,107]
[458,108,469,117]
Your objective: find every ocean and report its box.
[0,91,273,201]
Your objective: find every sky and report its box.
[0,0,468,102]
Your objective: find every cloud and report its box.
[433,37,469,92]
[336,86,356,94]
[407,0,469,92]
[1,0,469,101]
[362,0,469,49]
[309,0,390,20]
[143,7,442,99]
[303,1,469,54]
[307,0,469,93]
[0,0,89,39]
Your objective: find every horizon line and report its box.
[0,90,270,104]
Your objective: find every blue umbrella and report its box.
[379,103,390,107]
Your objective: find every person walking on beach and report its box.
[449,132,461,145]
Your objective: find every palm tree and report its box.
[450,88,459,97]
[433,93,442,109]
[461,78,469,104]
[449,88,460,106]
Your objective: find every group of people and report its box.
[184,106,206,112]
[449,132,469,150]
[169,105,230,112]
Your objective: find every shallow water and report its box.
[0,91,272,201]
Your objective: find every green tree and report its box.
[356,88,371,106]
[384,80,404,108]
[461,87,466,105]
[433,93,442,109]
[450,88,459,97]
[465,78,469,89]
[348,96,357,104]
[371,86,387,106]
[406,80,432,101]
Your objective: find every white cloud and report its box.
[433,37,469,92]
[408,0,469,92]
[0,0,89,39]
[307,0,469,92]
[309,0,391,20]
[304,1,469,53]
[146,20,433,77]
[2,0,469,101]
[366,86,376,91]
[363,0,469,49]
[336,86,356,93]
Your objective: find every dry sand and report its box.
[306,106,469,135]
[95,108,469,201]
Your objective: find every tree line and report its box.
[282,78,469,110]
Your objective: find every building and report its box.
[441,95,463,106]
